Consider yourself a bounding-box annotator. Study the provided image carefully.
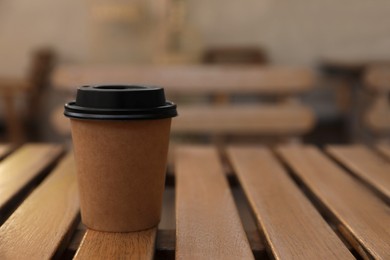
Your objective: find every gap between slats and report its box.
[0,153,79,259]
[326,145,390,204]
[227,146,354,260]
[376,143,390,160]
[0,145,14,160]
[277,145,390,259]
[0,144,64,225]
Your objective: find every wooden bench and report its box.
[0,143,389,258]
[51,65,316,142]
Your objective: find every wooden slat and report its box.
[377,143,390,160]
[277,146,390,259]
[0,153,79,259]
[53,65,314,95]
[0,144,63,212]
[51,104,315,137]
[0,145,12,160]
[327,145,390,201]
[172,105,315,135]
[228,146,353,259]
[175,146,253,259]
[74,228,157,260]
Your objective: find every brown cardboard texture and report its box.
[70,118,171,232]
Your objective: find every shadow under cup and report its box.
[64,85,177,232]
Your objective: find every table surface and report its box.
[0,143,389,259]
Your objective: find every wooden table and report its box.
[0,143,389,259]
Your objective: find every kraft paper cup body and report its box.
[64,85,177,232]
[70,118,171,232]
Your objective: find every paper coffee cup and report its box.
[64,85,177,232]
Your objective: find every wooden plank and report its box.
[0,153,79,259]
[0,144,63,213]
[50,104,315,137]
[172,105,315,135]
[228,146,353,260]
[52,65,314,95]
[377,143,390,160]
[277,146,390,259]
[175,146,253,260]
[0,145,12,160]
[74,228,157,260]
[327,145,390,201]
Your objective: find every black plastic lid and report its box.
[64,85,177,120]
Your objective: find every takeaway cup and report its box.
[64,85,177,232]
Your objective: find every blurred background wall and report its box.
[0,1,88,76]
[1,0,390,76]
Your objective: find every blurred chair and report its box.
[26,49,56,114]
[25,48,56,137]
[364,65,390,141]
[0,47,56,143]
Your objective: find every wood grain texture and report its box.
[228,146,353,260]
[175,145,253,260]
[377,143,390,160]
[0,144,63,211]
[172,105,315,135]
[53,65,314,95]
[0,145,12,160]
[0,153,79,259]
[277,146,390,259]
[327,145,390,201]
[74,228,157,260]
